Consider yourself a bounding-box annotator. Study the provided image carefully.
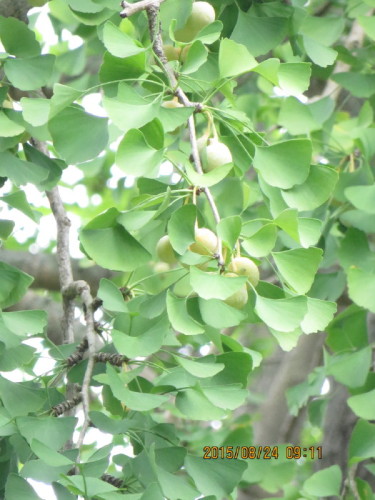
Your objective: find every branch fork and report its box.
[120,0,165,18]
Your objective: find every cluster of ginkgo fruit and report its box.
[156,2,259,309]
[156,228,259,310]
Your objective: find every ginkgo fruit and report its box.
[154,262,170,273]
[204,138,233,172]
[180,44,192,62]
[156,235,177,264]
[189,227,218,255]
[163,44,181,61]
[228,256,259,286]
[162,98,184,109]
[224,273,248,309]
[175,2,215,42]
[197,133,209,152]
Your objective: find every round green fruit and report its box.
[154,262,170,273]
[197,134,209,152]
[175,1,215,42]
[163,44,182,61]
[180,44,192,62]
[204,139,233,172]
[189,227,218,256]
[228,256,259,286]
[223,273,248,309]
[156,235,177,264]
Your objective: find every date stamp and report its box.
[203,445,323,460]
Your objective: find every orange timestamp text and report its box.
[203,445,323,460]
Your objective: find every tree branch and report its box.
[0,249,116,294]
[0,0,30,22]
[120,0,166,18]
[30,138,100,455]
[144,4,225,267]
[5,291,86,345]
[64,280,97,453]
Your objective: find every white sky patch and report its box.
[62,28,84,50]
[73,185,89,208]
[35,213,55,248]
[112,443,135,459]
[32,5,58,53]
[199,344,211,356]
[91,194,102,206]
[159,161,173,176]
[125,176,135,188]
[1,368,34,382]
[273,86,308,103]
[62,166,84,185]
[24,185,50,208]
[107,165,125,188]
[27,480,57,500]
[210,420,222,430]
[82,94,108,118]
[321,378,330,395]
[24,338,56,377]
[110,137,123,152]
[13,220,37,244]
[171,172,182,184]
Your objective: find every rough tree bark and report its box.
[0,249,116,294]
[0,0,30,22]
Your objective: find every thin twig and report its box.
[120,0,166,18]
[31,139,76,344]
[144,4,224,267]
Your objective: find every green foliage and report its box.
[1,0,375,498]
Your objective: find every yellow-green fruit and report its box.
[223,273,248,309]
[197,133,209,152]
[228,256,259,286]
[180,44,192,62]
[119,18,136,36]
[2,99,13,109]
[189,227,218,255]
[163,44,182,61]
[156,235,177,264]
[175,1,215,42]
[204,139,233,172]
[162,99,184,109]
[154,261,170,273]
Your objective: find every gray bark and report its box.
[253,333,325,445]
[6,290,86,344]
[0,0,30,22]
[0,249,116,295]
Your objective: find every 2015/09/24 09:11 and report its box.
[202,446,323,460]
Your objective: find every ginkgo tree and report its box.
[0,0,375,499]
